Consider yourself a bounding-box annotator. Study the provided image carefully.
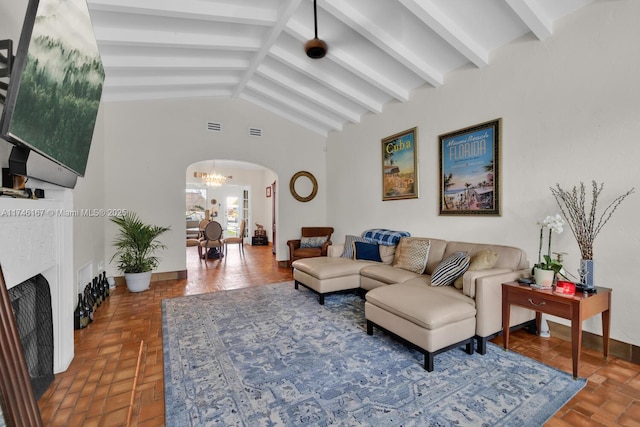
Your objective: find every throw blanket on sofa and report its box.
[362,229,410,246]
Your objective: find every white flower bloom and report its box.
[542,213,564,233]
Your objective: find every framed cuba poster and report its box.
[381,127,418,201]
[439,119,501,216]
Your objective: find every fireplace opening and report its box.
[8,274,54,400]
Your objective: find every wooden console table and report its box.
[502,281,611,379]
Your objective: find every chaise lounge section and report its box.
[292,232,535,370]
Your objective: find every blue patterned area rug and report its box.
[162,282,585,426]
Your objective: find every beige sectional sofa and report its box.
[292,236,536,371]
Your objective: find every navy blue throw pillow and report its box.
[353,241,382,262]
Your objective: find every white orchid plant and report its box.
[534,213,564,273]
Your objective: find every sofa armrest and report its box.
[287,239,301,252]
[461,268,512,299]
[471,269,536,338]
[327,244,344,257]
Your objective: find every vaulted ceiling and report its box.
[87,0,594,137]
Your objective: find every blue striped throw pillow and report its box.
[430,251,470,286]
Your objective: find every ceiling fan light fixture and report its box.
[305,37,328,59]
[305,0,327,59]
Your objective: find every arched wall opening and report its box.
[185,159,278,262]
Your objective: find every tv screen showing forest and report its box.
[2,0,104,177]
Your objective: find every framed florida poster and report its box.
[439,119,501,215]
[381,127,418,201]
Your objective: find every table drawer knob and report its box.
[528,298,546,307]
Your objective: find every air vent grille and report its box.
[249,127,262,137]
[207,122,222,132]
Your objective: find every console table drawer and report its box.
[507,291,571,318]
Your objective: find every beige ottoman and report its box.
[292,257,367,304]
[365,280,477,371]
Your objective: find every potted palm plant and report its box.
[110,212,170,292]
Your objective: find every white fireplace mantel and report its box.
[0,189,74,373]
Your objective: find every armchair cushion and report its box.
[300,235,329,248]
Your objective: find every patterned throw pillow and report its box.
[300,235,328,248]
[430,251,470,286]
[353,241,382,262]
[392,237,431,274]
[341,235,374,258]
[453,249,499,289]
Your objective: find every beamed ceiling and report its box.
[88,0,594,136]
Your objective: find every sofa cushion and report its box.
[292,257,367,279]
[443,241,528,271]
[360,264,423,285]
[300,235,328,248]
[431,251,470,286]
[379,244,397,265]
[453,249,499,289]
[365,281,476,330]
[341,235,374,258]
[392,237,431,274]
[353,241,382,262]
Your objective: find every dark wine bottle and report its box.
[102,271,110,298]
[84,287,94,323]
[85,283,94,312]
[92,277,101,306]
[74,293,86,330]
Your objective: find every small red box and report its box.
[555,280,576,297]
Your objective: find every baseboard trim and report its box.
[113,270,187,287]
[548,320,640,364]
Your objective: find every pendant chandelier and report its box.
[194,161,228,187]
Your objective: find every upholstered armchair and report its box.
[287,227,334,267]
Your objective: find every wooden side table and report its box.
[502,281,611,379]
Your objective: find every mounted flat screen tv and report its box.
[0,0,104,188]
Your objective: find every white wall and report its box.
[326,0,640,346]
[102,97,327,273]
[1,0,106,296]
[72,104,106,292]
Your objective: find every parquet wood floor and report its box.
[37,244,640,426]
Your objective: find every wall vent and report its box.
[207,122,222,132]
[249,127,262,137]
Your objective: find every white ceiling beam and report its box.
[257,64,361,124]
[285,18,410,102]
[105,74,239,88]
[399,0,488,67]
[94,27,261,51]
[246,80,343,131]
[87,0,276,26]
[233,0,303,98]
[320,0,443,87]
[505,0,553,40]
[101,86,233,102]
[270,45,384,114]
[101,56,249,71]
[240,93,330,137]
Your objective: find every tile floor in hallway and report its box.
[38,244,640,426]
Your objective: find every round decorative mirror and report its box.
[289,171,318,202]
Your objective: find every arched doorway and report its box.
[185,160,277,262]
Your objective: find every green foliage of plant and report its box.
[110,212,170,274]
